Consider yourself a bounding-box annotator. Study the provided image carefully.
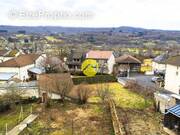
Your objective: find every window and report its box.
[176,71,179,76]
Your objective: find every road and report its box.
[118,73,158,89]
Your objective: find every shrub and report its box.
[0,101,11,112]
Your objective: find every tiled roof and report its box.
[153,54,169,64]
[86,50,113,59]
[5,49,19,57]
[0,50,8,56]
[115,54,141,64]
[0,54,40,67]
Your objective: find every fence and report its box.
[108,99,123,135]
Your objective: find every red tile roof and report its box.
[0,54,40,67]
[86,50,113,59]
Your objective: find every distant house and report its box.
[66,50,86,73]
[0,54,45,81]
[0,50,8,62]
[152,53,169,73]
[86,50,115,74]
[115,54,141,74]
[0,49,22,62]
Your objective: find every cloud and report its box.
[0,0,180,30]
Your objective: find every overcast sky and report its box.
[0,0,180,30]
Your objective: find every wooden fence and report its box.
[108,99,123,135]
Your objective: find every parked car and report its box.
[117,71,127,77]
[151,76,164,83]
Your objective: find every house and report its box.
[114,54,141,75]
[0,49,22,62]
[154,55,180,113]
[152,53,169,74]
[66,50,86,73]
[0,54,46,81]
[86,50,115,74]
[165,55,180,95]
[164,104,180,134]
[0,50,8,62]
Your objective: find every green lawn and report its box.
[88,83,153,109]
[0,104,37,133]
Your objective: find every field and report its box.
[1,83,166,135]
[86,83,153,109]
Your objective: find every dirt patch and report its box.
[22,102,113,135]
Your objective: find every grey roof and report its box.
[28,67,45,74]
[0,72,17,81]
[166,104,180,118]
[166,55,180,66]
[153,54,169,64]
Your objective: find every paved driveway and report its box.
[118,73,158,89]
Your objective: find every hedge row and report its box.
[72,75,117,85]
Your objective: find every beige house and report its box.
[0,54,45,81]
[86,50,115,74]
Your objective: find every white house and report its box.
[0,53,46,81]
[152,53,169,73]
[164,55,180,95]
[154,55,180,113]
[86,50,115,74]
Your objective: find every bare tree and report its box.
[76,83,92,104]
[53,74,73,102]
[96,83,113,102]
[40,56,65,73]
[3,84,25,106]
[39,73,73,103]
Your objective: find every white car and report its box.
[151,76,163,83]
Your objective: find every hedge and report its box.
[72,75,117,85]
[0,102,10,113]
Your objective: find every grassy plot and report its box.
[88,83,153,109]
[0,104,37,133]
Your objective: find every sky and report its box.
[0,0,180,30]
